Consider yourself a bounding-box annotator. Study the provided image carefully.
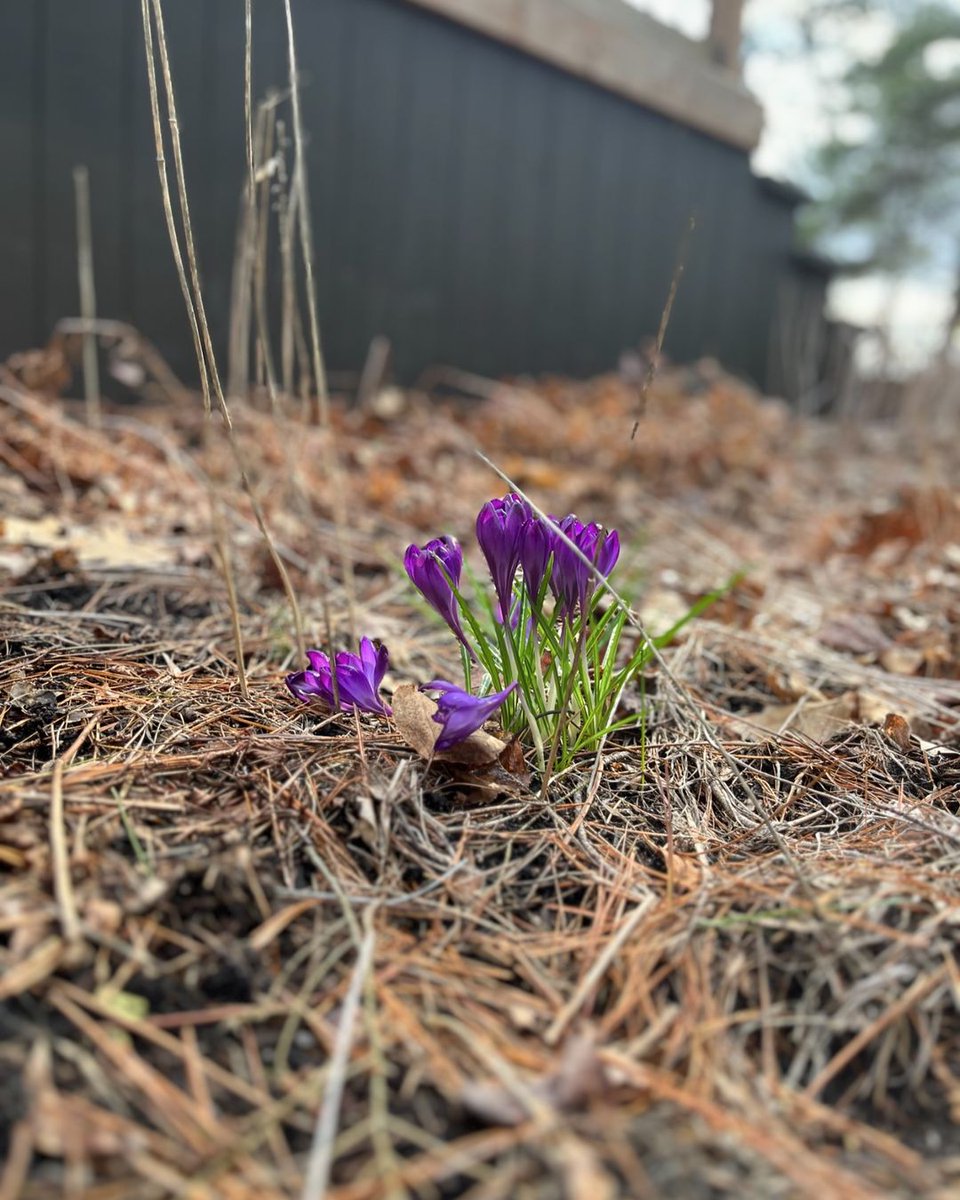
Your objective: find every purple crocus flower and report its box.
[476,494,532,621]
[404,536,473,654]
[551,514,620,618]
[286,637,391,716]
[422,680,517,751]
[550,514,585,616]
[518,515,554,608]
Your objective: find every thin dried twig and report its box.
[141,0,306,662]
[282,0,357,638]
[301,909,377,1200]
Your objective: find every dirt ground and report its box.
[2,350,960,1199]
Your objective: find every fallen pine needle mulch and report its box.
[2,358,960,1199]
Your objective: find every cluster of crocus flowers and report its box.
[408,493,620,640]
[286,493,625,764]
[286,638,391,716]
[403,494,622,763]
[285,638,514,751]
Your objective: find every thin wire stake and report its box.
[300,909,376,1200]
[72,165,102,430]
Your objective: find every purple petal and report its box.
[306,649,331,673]
[429,535,464,584]
[422,680,517,751]
[335,640,392,715]
[404,538,472,653]
[373,642,390,690]
[357,635,389,690]
[287,640,391,716]
[286,670,333,704]
[550,514,620,618]
[519,516,553,607]
[596,529,620,578]
[476,494,531,619]
[335,663,391,715]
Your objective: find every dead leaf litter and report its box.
[1,359,959,1198]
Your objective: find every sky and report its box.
[625,0,954,369]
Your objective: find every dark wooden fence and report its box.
[0,0,832,398]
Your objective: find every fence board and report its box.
[40,0,128,343]
[0,0,829,400]
[0,4,41,353]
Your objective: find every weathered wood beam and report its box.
[401,0,763,151]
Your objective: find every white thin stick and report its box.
[50,761,80,944]
[73,165,102,429]
[300,913,376,1200]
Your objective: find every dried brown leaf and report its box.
[735,693,857,743]
[882,712,913,753]
[391,683,506,766]
[498,736,529,777]
[818,614,892,657]
[460,1032,608,1126]
[0,935,65,1001]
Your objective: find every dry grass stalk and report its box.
[211,496,249,700]
[140,0,305,663]
[228,3,280,409]
[281,0,329,430]
[279,136,299,402]
[253,101,280,408]
[630,213,695,439]
[282,0,357,637]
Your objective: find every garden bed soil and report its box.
[2,356,959,1198]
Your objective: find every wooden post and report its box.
[709,0,745,74]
